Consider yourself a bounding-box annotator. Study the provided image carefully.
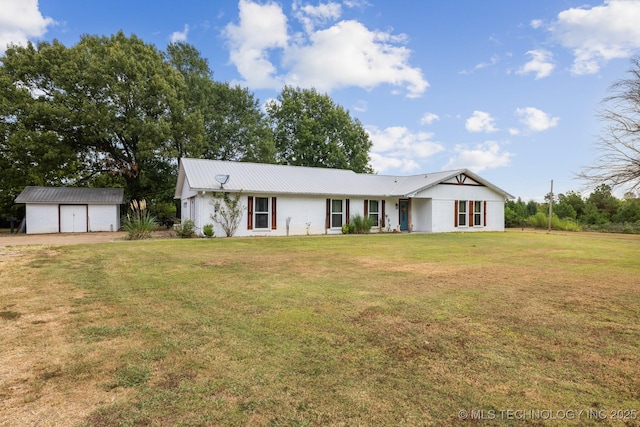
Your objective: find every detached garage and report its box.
[15,186,125,234]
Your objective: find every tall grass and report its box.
[122,199,156,240]
[343,214,375,234]
[525,211,582,231]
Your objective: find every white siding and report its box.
[411,198,432,232]
[25,203,120,234]
[421,184,506,233]
[88,205,120,232]
[25,204,59,234]
[194,194,403,237]
[182,182,507,236]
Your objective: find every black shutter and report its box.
[454,200,458,228]
[271,197,277,230]
[345,199,350,224]
[247,196,253,230]
[326,199,330,229]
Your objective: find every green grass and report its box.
[1,232,639,426]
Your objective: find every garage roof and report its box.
[15,186,125,204]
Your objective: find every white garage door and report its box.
[60,205,88,233]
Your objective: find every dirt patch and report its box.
[0,231,127,247]
[0,230,179,247]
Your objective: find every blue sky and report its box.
[3,0,640,201]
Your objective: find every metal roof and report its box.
[15,186,125,204]
[175,158,514,199]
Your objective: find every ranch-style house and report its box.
[175,158,514,237]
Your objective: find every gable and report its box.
[441,173,483,187]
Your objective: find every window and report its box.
[474,201,483,226]
[458,200,467,227]
[255,197,269,229]
[331,199,343,228]
[368,200,379,226]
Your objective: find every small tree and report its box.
[579,56,640,191]
[210,192,244,237]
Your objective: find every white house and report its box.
[15,186,125,234]
[175,158,514,237]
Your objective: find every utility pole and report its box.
[547,179,553,232]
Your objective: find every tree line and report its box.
[506,184,640,233]
[0,32,372,221]
[3,32,640,231]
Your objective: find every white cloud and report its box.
[475,55,499,70]
[353,100,367,112]
[443,141,513,173]
[530,19,543,29]
[367,126,445,173]
[465,111,497,133]
[515,107,559,132]
[420,112,439,125]
[223,0,428,97]
[459,55,499,75]
[0,0,54,54]
[293,0,342,33]
[517,49,555,79]
[369,153,420,174]
[170,24,189,43]
[343,0,370,8]
[551,0,640,75]
[223,0,289,88]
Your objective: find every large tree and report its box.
[579,56,640,190]
[266,86,372,173]
[1,40,87,214]
[165,42,274,163]
[1,32,192,204]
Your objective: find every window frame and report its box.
[253,196,270,230]
[331,199,343,228]
[458,200,468,227]
[473,200,483,226]
[368,200,380,227]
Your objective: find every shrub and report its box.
[350,214,375,234]
[122,199,156,240]
[202,223,214,237]
[210,192,244,237]
[524,212,582,231]
[174,219,196,238]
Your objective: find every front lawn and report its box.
[1,232,639,426]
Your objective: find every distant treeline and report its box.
[506,184,640,233]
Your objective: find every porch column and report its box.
[408,198,412,233]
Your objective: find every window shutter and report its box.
[325,198,330,229]
[271,197,277,229]
[484,200,487,227]
[345,199,350,224]
[247,196,253,230]
[454,200,458,227]
[364,200,368,217]
[381,200,386,227]
[469,200,474,225]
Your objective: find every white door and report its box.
[60,205,88,232]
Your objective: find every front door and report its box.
[399,199,409,231]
